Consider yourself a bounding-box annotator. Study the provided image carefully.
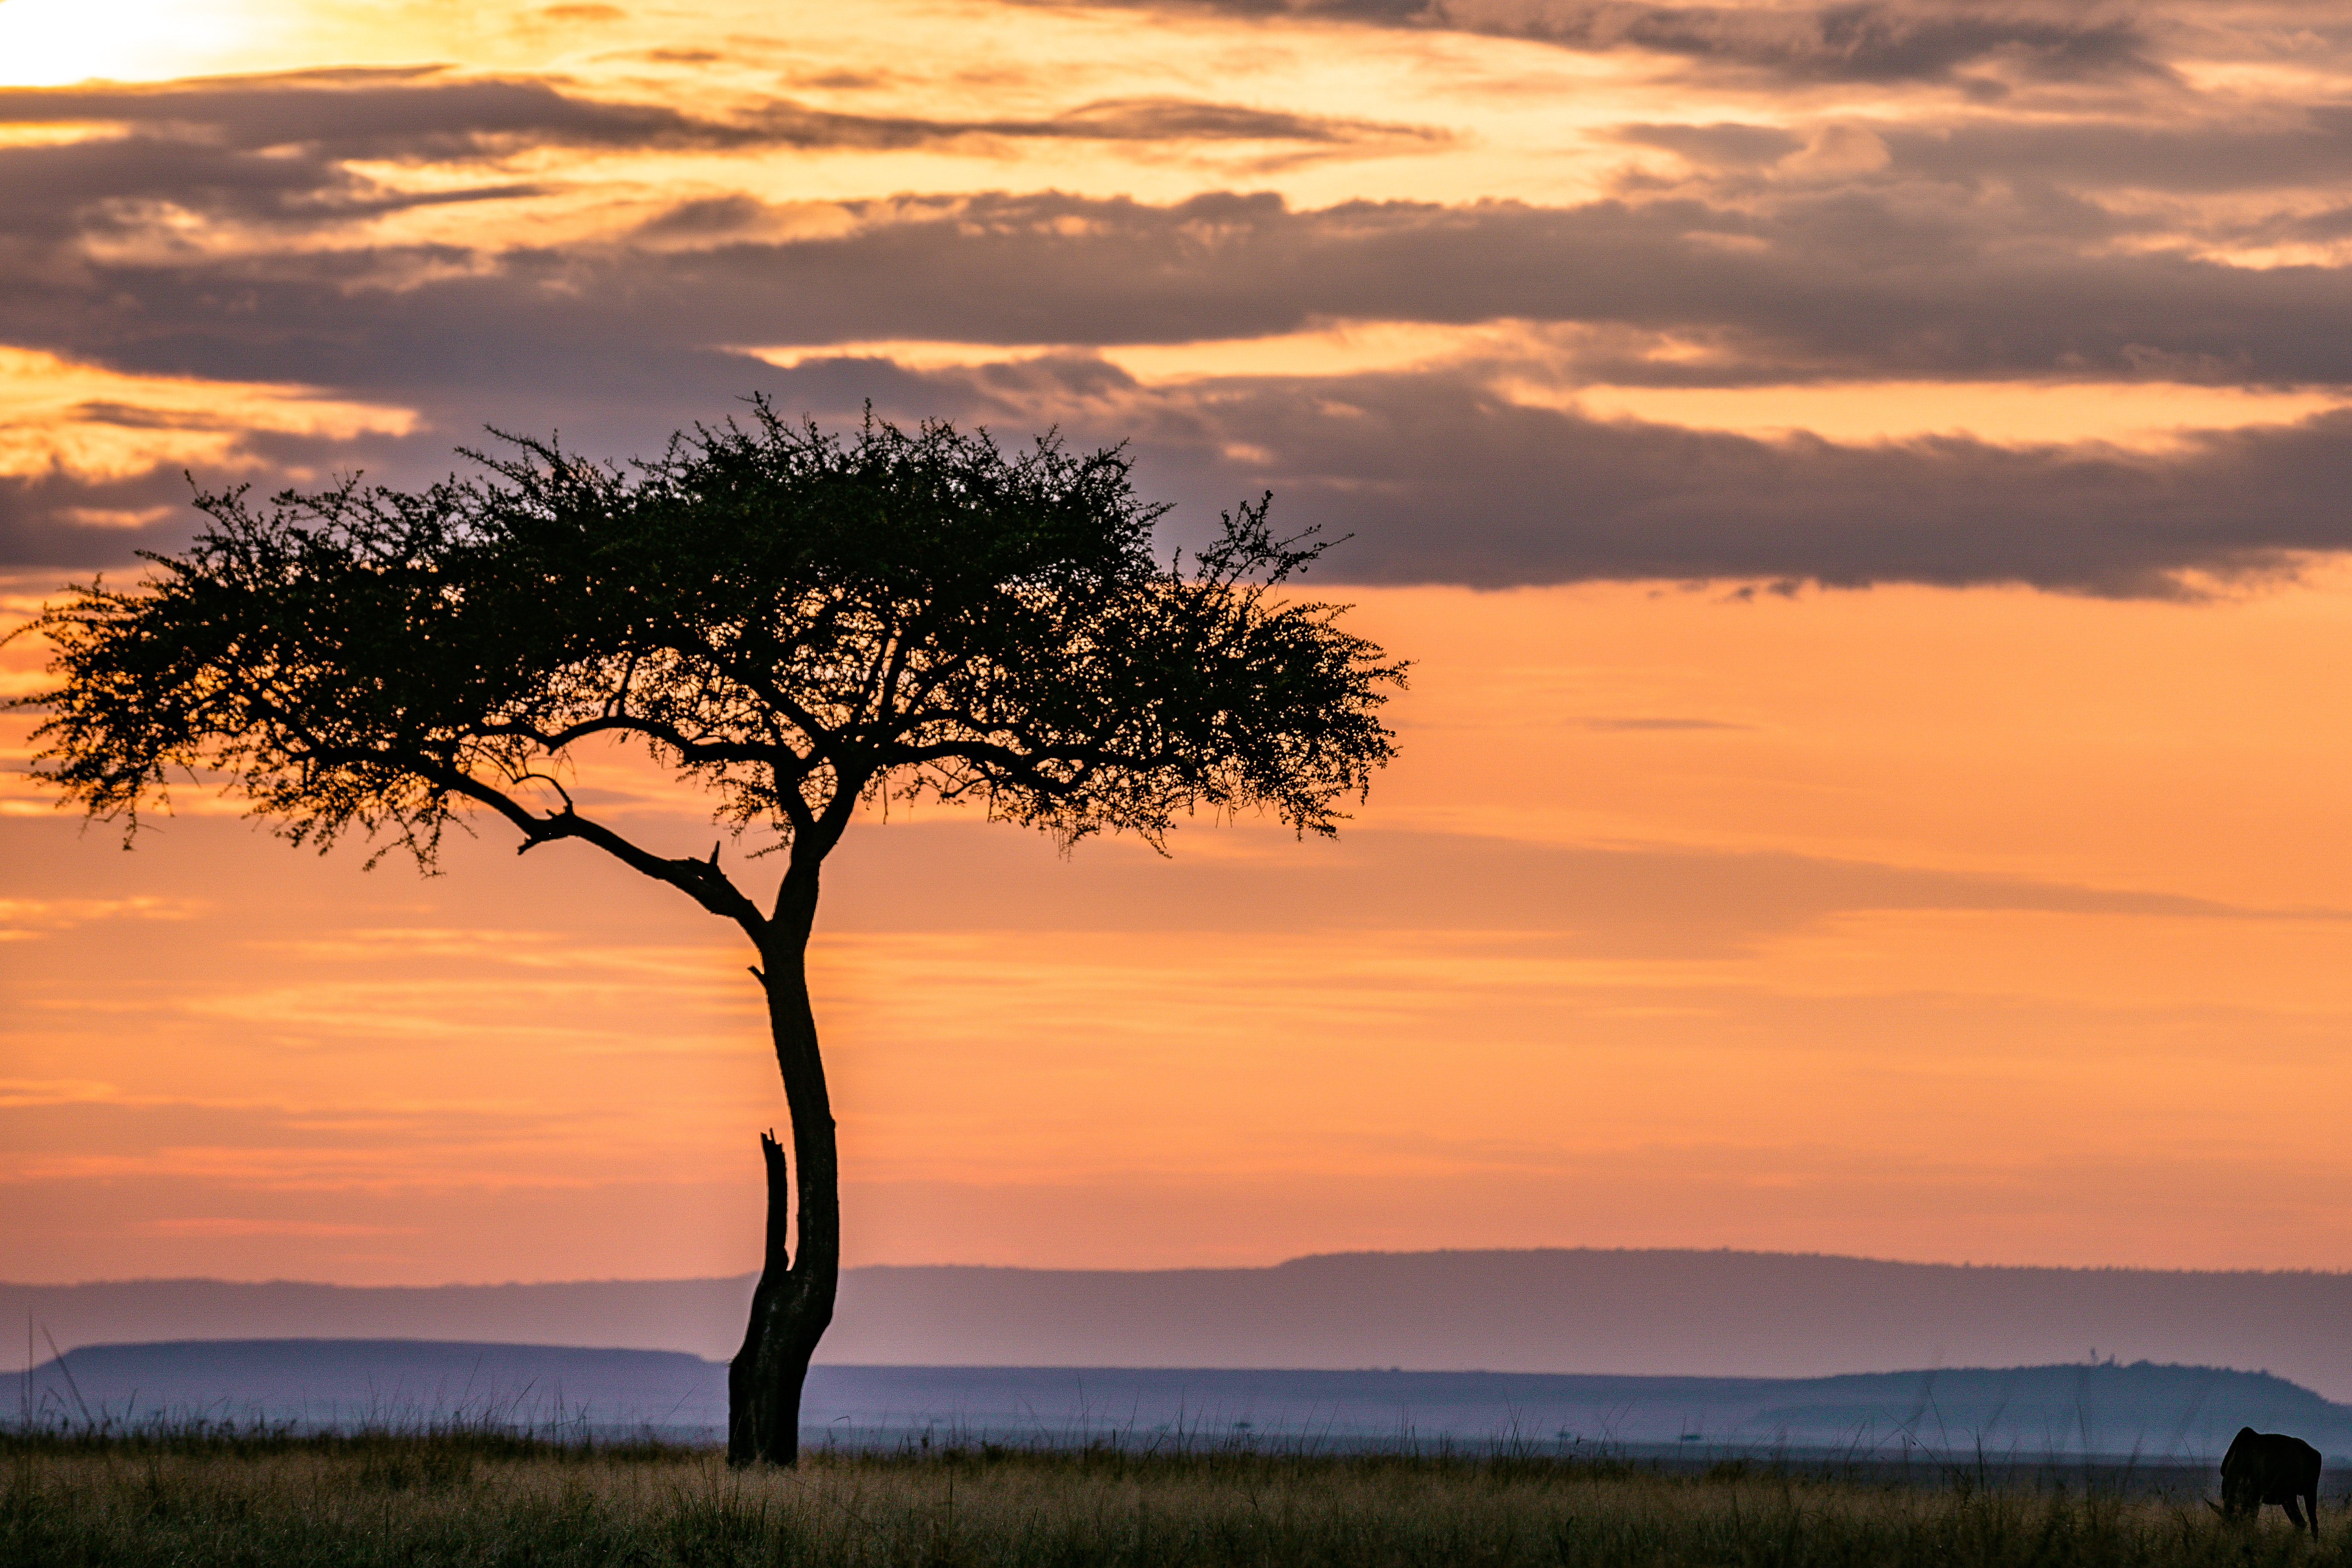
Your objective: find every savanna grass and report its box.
[2,1428,2340,1568]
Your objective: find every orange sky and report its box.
[6,0,2352,1284]
[14,573,2352,1282]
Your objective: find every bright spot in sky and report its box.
[0,0,261,86]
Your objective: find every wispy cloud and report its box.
[1574,715,1752,730]
[0,895,207,939]
[0,70,1445,162]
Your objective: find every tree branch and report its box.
[297,741,774,941]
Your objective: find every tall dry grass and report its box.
[1,1428,2340,1568]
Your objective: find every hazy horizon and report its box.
[30,1244,2352,1293]
[24,1344,2349,1460]
[22,1250,2352,1401]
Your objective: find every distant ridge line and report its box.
[25,1244,2352,1290]
[23,1241,2352,1288]
[1278,1247,2352,1277]
[12,1249,2352,1400]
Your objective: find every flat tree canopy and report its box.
[13,404,1406,1463]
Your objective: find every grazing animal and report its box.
[2210,1427,2322,1539]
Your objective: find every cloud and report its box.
[1025,96,1447,149]
[1048,0,2166,85]
[1448,0,2164,83]
[0,70,716,161]
[0,50,2346,595]
[11,186,2343,396]
[3,184,2348,591]
[4,808,2329,963]
[1617,121,1805,167]
[131,1218,420,1237]
[813,822,2345,951]
[0,466,210,568]
[0,405,422,571]
[542,191,2352,386]
[0,1096,568,1166]
[1030,364,2352,597]
[975,362,2352,595]
[1741,110,2352,197]
[0,897,204,938]
[22,366,2340,592]
[0,70,1441,167]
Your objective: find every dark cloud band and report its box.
[1100,371,2352,597]
[11,356,2349,598]
[7,189,2347,391]
[1028,0,2166,84]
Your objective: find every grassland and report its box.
[2,1428,2341,1568]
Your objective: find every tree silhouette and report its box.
[12,405,1406,1465]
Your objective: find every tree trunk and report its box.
[727,863,838,1467]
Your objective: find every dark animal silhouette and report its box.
[2211,1427,2321,1538]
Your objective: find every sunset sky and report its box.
[6,0,2352,1288]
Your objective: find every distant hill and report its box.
[12,1249,2352,1399]
[18,1340,2349,1460]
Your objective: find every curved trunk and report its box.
[727,862,838,1468]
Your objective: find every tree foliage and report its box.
[16,406,1406,940]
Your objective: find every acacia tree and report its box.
[13,404,1405,1465]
